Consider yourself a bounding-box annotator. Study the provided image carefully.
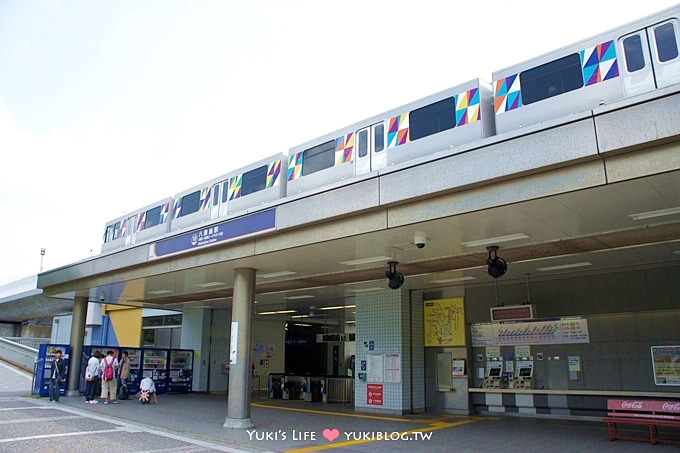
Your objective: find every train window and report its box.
[242,165,267,196]
[112,222,121,240]
[654,22,678,62]
[144,206,162,229]
[623,35,646,72]
[212,184,220,206]
[374,123,385,153]
[358,129,368,158]
[520,53,583,105]
[222,181,228,203]
[180,191,201,217]
[302,140,335,176]
[104,226,113,243]
[409,97,455,141]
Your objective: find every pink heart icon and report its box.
[322,428,340,442]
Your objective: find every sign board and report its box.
[424,298,465,346]
[651,345,680,386]
[229,321,238,365]
[367,353,384,383]
[384,353,401,383]
[471,318,590,346]
[367,384,383,405]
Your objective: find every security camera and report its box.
[386,261,405,290]
[99,293,106,302]
[414,231,426,249]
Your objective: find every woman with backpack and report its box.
[99,350,119,404]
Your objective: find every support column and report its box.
[224,268,256,429]
[66,296,87,396]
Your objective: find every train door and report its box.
[210,183,221,220]
[619,18,680,96]
[124,214,137,246]
[355,122,386,175]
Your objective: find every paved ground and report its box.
[1,360,679,452]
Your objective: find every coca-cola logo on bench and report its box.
[610,399,680,413]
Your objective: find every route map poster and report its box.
[424,298,466,347]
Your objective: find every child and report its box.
[138,376,158,404]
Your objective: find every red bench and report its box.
[603,399,680,445]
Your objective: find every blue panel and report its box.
[150,208,276,259]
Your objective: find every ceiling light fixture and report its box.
[536,262,592,272]
[320,305,356,311]
[284,295,314,300]
[430,276,477,284]
[628,207,680,220]
[259,271,297,279]
[194,282,224,288]
[462,233,529,248]
[347,287,384,293]
[258,310,297,315]
[340,256,394,266]
[147,289,173,295]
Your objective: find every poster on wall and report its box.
[424,298,465,347]
[367,353,384,383]
[651,345,680,386]
[471,318,590,346]
[383,353,401,383]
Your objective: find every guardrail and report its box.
[2,337,50,350]
[0,337,38,373]
[326,377,353,404]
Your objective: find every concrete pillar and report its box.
[223,268,256,429]
[66,296,87,396]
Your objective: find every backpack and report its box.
[103,357,114,380]
[117,383,129,400]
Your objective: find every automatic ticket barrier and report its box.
[484,360,503,389]
[511,359,534,390]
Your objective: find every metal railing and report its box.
[0,337,38,372]
[2,337,50,350]
[326,377,353,404]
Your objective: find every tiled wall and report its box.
[180,308,212,392]
[355,289,424,414]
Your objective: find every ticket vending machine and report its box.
[484,361,503,389]
[512,361,534,390]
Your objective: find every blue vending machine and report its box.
[124,348,143,394]
[168,349,194,393]
[33,344,70,397]
[141,348,169,394]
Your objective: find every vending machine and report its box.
[168,349,194,393]
[125,348,143,394]
[33,344,70,397]
[512,360,534,390]
[484,360,503,389]
[142,349,169,394]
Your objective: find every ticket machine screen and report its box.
[518,367,532,377]
[489,367,501,377]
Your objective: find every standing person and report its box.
[48,350,66,403]
[84,352,100,404]
[117,351,131,400]
[99,350,119,404]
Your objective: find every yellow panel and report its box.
[424,298,466,347]
[108,307,142,348]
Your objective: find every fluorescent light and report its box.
[628,207,680,220]
[461,233,529,248]
[284,295,314,300]
[148,289,172,295]
[258,310,297,315]
[430,276,476,284]
[348,287,384,293]
[194,282,224,288]
[340,256,394,266]
[536,262,592,272]
[259,271,297,279]
[345,320,356,324]
[320,305,356,311]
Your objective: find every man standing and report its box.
[48,350,66,403]
[84,352,100,404]
[117,351,131,399]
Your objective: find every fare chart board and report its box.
[471,318,589,346]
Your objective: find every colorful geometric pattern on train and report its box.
[455,88,481,126]
[335,132,354,166]
[494,74,522,114]
[287,152,304,181]
[387,113,409,149]
[266,160,282,188]
[581,40,619,86]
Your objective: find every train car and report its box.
[102,198,173,253]
[493,5,680,134]
[169,153,286,233]
[286,78,495,195]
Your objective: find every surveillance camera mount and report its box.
[486,245,508,279]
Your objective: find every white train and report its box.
[102,5,680,253]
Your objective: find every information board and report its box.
[651,345,680,386]
[424,298,465,346]
[471,318,590,346]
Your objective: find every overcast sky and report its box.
[0,0,677,286]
